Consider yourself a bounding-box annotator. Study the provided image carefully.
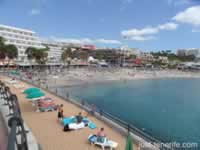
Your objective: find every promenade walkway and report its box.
[0,113,7,150]
[1,76,139,150]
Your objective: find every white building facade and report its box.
[177,48,200,57]
[0,24,44,62]
[41,40,63,62]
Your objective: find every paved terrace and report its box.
[1,76,139,150]
[0,112,7,150]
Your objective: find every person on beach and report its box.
[97,127,107,142]
[57,104,64,122]
[81,109,88,117]
[90,104,96,116]
[97,127,106,137]
[76,112,83,123]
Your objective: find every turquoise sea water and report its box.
[56,78,200,146]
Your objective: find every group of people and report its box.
[57,103,96,122]
[56,103,107,139]
[57,104,85,123]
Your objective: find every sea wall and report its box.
[0,91,40,150]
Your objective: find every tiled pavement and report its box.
[0,113,7,150]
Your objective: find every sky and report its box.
[0,0,200,51]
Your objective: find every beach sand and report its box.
[1,76,139,150]
[40,68,200,88]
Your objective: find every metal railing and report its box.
[0,81,29,150]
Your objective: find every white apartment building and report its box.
[120,46,140,57]
[177,48,200,57]
[0,24,44,61]
[41,40,63,62]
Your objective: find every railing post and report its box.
[66,92,69,100]
[127,124,130,133]
[100,109,103,116]
[56,88,58,94]
[81,100,85,106]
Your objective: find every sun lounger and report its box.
[88,134,118,150]
[6,79,18,84]
[14,84,25,89]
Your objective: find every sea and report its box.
[54,78,200,149]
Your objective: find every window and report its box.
[19,51,23,54]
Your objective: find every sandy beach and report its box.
[29,68,200,88]
[1,76,139,150]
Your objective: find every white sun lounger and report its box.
[14,84,25,89]
[6,79,18,84]
[88,134,118,150]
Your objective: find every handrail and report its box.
[0,80,29,150]
[7,119,17,150]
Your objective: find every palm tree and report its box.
[33,47,49,65]
[0,37,18,68]
[5,44,18,67]
[61,47,73,66]
[0,37,6,60]
[5,44,18,59]
[25,47,37,66]
[25,46,49,65]
[79,50,88,61]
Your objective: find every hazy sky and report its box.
[0,0,200,51]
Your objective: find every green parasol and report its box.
[23,87,41,94]
[125,133,133,150]
[26,91,45,99]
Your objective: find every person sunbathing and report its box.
[96,127,107,143]
[76,112,83,123]
[97,127,106,137]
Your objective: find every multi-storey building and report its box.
[139,52,155,62]
[186,49,200,57]
[177,49,187,57]
[119,46,140,57]
[41,40,63,62]
[177,49,200,57]
[0,24,44,61]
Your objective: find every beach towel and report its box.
[69,122,85,130]
[88,122,96,129]
[82,117,90,124]
[63,117,76,126]
[64,122,86,131]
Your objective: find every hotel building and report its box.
[41,40,63,62]
[0,24,44,62]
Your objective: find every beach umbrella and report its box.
[125,133,133,150]
[25,89,43,96]
[26,90,45,96]
[23,87,40,94]
[26,91,45,99]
